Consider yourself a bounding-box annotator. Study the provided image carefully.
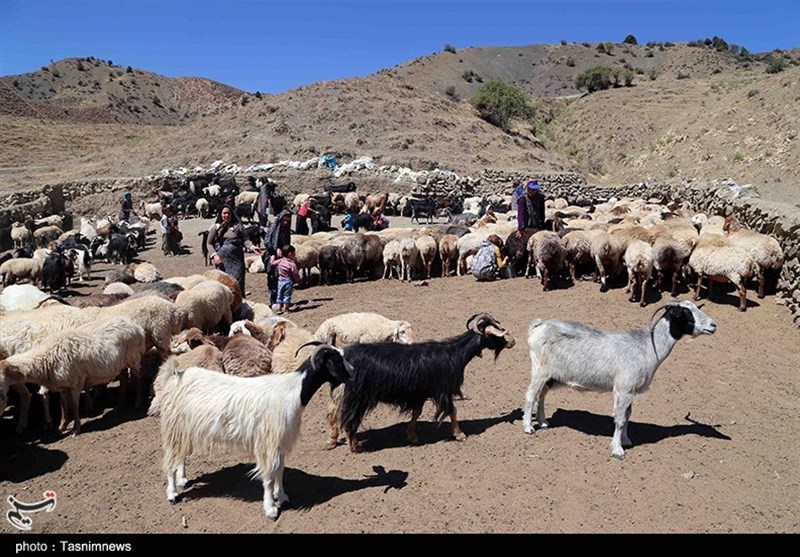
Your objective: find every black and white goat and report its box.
[522,300,717,459]
[152,344,353,521]
[328,313,515,452]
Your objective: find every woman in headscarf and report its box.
[206,204,263,295]
[262,209,293,307]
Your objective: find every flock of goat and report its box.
[0,185,784,522]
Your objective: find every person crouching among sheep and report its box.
[270,244,301,314]
[472,234,509,282]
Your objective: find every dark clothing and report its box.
[296,214,310,236]
[263,209,293,256]
[207,221,254,294]
[256,181,274,226]
[517,192,546,231]
[119,197,133,222]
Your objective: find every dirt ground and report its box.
[1,215,799,534]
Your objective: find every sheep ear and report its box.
[271,322,287,347]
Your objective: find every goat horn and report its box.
[294,340,324,358]
[467,312,496,333]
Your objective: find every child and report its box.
[272,244,301,314]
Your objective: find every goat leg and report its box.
[450,408,466,442]
[406,403,424,444]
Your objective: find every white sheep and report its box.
[236,191,259,207]
[0,257,42,287]
[522,300,717,459]
[132,262,162,283]
[527,231,567,290]
[590,231,626,292]
[688,234,758,312]
[382,239,401,280]
[344,191,361,212]
[33,225,63,247]
[0,284,49,313]
[315,312,415,347]
[398,237,418,282]
[152,344,352,520]
[623,239,654,306]
[79,217,98,240]
[723,215,784,299]
[195,197,210,218]
[174,279,234,332]
[103,282,136,296]
[0,316,147,435]
[414,233,438,280]
[438,234,459,278]
[11,222,31,248]
[140,201,163,219]
[455,231,491,276]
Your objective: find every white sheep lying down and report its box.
[522,300,717,459]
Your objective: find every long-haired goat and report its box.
[152,344,353,521]
[522,300,717,459]
[329,313,514,452]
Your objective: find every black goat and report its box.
[409,198,438,224]
[328,313,515,452]
[323,182,357,194]
[198,230,210,265]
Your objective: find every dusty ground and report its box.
[1,215,799,534]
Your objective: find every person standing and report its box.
[255,178,274,227]
[271,244,301,314]
[206,205,263,295]
[263,209,293,306]
[160,206,184,256]
[515,180,546,235]
[295,198,317,236]
[118,191,134,222]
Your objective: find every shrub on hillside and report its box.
[765,55,786,74]
[566,57,575,67]
[445,85,459,100]
[444,43,457,54]
[575,66,613,92]
[623,34,638,45]
[471,79,534,132]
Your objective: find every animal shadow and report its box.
[355,409,522,452]
[0,441,68,483]
[547,409,731,447]
[184,464,408,509]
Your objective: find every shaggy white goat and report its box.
[522,300,717,459]
[152,344,352,521]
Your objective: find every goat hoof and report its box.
[693,295,702,301]
[325,439,340,450]
[265,507,279,521]
[349,442,364,453]
[453,433,467,442]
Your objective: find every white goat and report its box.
[522,300,717,459]
[152,344,353,521]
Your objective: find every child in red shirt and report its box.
[271,244,301,314]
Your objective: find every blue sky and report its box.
[1,0,798,93]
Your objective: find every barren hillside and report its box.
[0,43,798,203]
[0,57,245,125]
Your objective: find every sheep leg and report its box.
[68,388,81,436]
[625,272,634,296]
[569,262,577,283]
[639,276,648,307]
[58,393,72,433]
[756,267,765,299]
[737,281,748,312]
[406,403,424,444]
[670,270,679,298]
[611,389,635,459]
[12,384,31,433]
[449,408,466,442]
[598,261,608,292]
[693,273,704,301]
[115,370,129,411]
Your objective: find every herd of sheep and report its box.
[0,188,785,522]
